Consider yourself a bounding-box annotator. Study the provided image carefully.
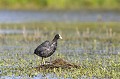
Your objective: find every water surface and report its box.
[0,10,120,23]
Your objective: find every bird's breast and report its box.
[51,42,57,48]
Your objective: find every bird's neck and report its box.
[52,38,58,43]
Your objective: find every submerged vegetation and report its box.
[0,0,120,10]
[0,22,120,78]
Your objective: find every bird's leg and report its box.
[41,57,45,65]
[41,57,43,65]
[43,58,45,65]
[50,57,52,64]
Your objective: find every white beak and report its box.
[59,34,62,39]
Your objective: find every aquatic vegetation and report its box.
[1,53,120,78]
[0,0,120,10]
[0,22,120,78]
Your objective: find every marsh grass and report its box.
[1,53,120,78]
[0,22,120,78]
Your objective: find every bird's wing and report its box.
[35,41,50,52]
[40,41,50,47]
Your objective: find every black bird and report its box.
[34,34,62,64]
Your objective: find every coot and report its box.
[34,34,62,64]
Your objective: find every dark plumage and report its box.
[34,34,62,64]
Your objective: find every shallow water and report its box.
[0,23,120,78]
[0,36,120,78]
[0,10,120,23]
[0,29,33,34]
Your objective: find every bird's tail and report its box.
[34,49,37,54]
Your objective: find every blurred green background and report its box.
[0,0,120,10]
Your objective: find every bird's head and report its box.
[54,34,62,40]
